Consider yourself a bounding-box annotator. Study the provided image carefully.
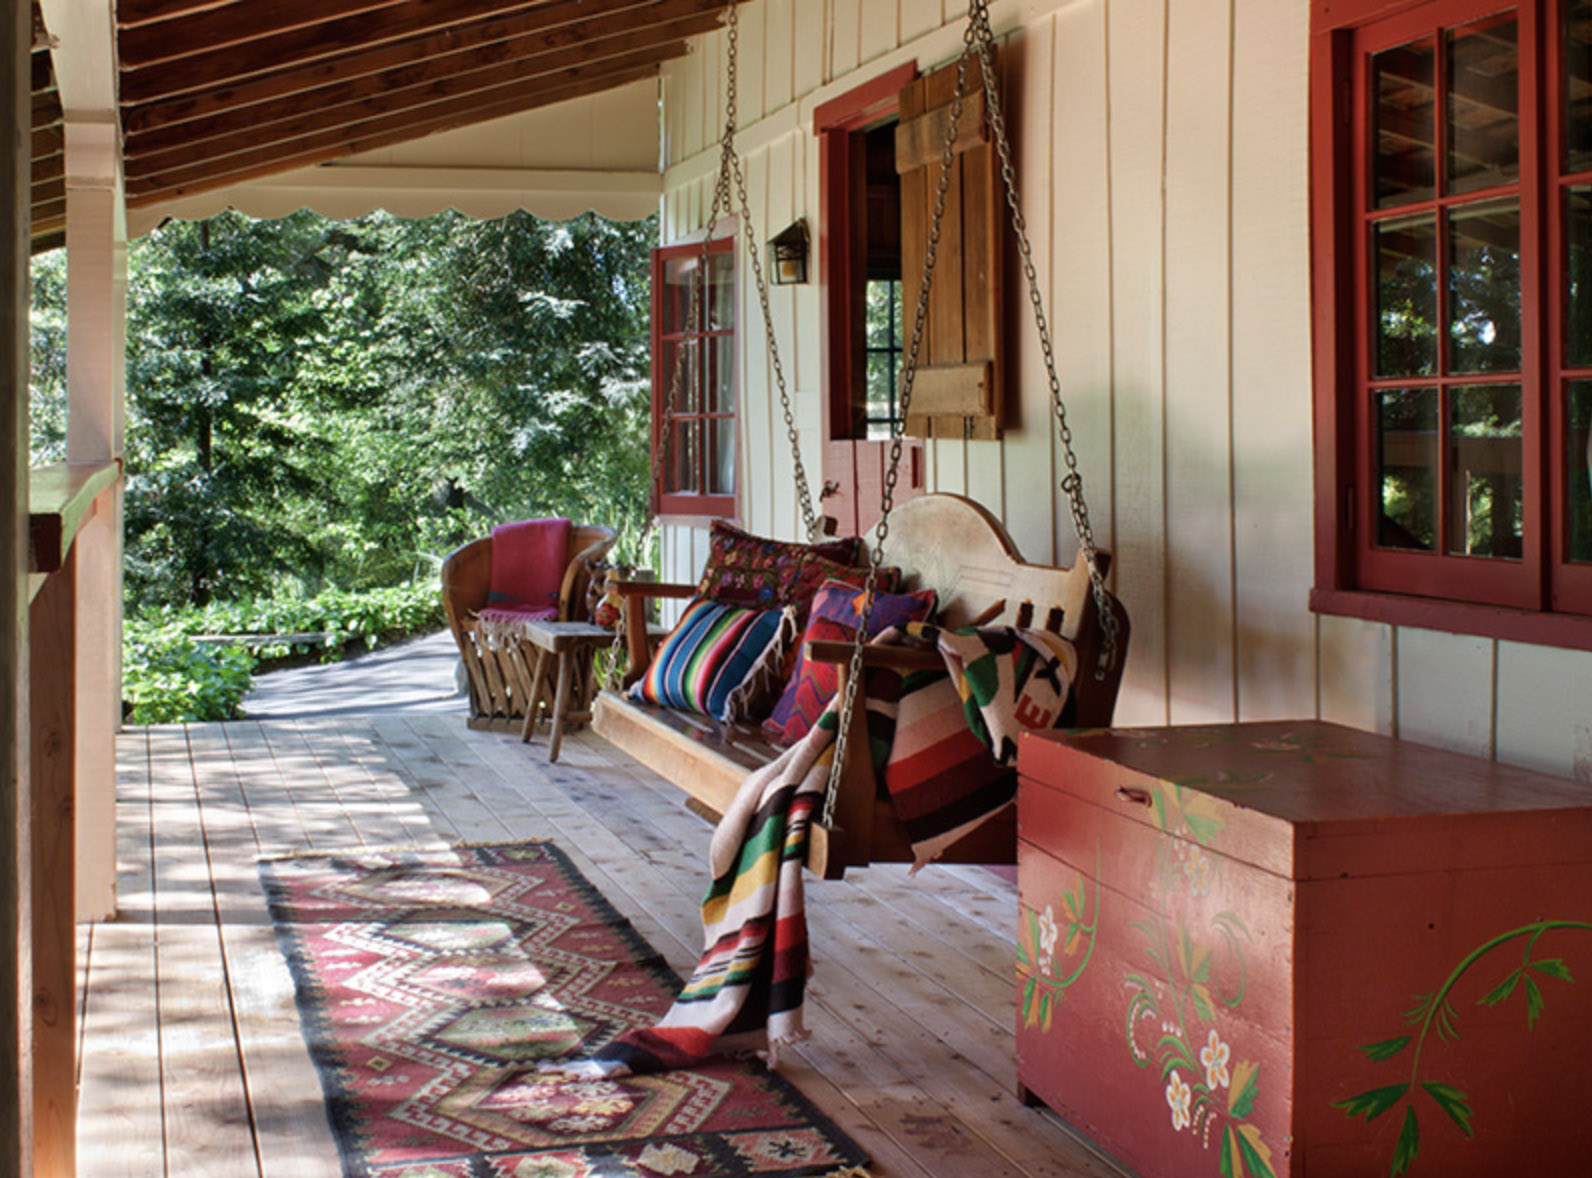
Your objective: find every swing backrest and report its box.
[877,493,1129,727]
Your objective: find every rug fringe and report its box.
[257,839,552,864]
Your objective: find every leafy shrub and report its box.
[122,579,446,723]
[123,624,255,724]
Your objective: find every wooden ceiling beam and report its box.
[123,0,723,135]
[125,64,660,208]
[120,0,419,64]
[128,41,678,177]
[119,0,316,30]
[32,123,62,160]
[125,12,717,157]
[31,47,53,94]
[121,0,691,104]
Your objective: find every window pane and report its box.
[1374,38,1436,207]
[658,340,700,416]
[866,280,898,349]
[1376,213,1438,377]
[1377,387,1440,550]
[709,417,735,495]
[1571,382,1592,562]
[708,334,733,414]
[1568,0,1592,173]
[1448,200,1521,373]
[1446,15,1519,196]
[1448,384,1523,558]
[708,252,734,330]
[1571,187,1592,368]
[666,418,698,494]
[865,353,894,420]
[662,257,696,332]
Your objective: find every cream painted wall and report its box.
[655,0,1592,786]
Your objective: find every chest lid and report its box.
[1019,721,1592,881]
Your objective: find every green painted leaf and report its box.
[1360,1035,1412,1062]
[1421,1082,1474,1138]
[1020,977,1037,1025]
[1038,989,1055,1033]
[1220,1126,1240,1178]
[1235,1124,1277,1178]
[1525,975,1545,1028]
[1434,999,1460,1042]
[1402,991,1434,1024]
[1478,968,1521,1008]
[1531,957,1574,984]
[1391,1106,1420,1177]
[1192,983,1216,1024]
[1333,1082,1409,1122]
[1229,1059,1259,1118]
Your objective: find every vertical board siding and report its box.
[998,19,1057,558]
[1050,0,1115,573]
[1231,0,1317,721]
[1105,0,1170,726]
[763,0,795,112]
[1162,0,1236,724]
[1317,614,1395,736]
[1495,642,1592,780]
[1396,628,1496,760]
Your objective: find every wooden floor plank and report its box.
[187,723,344,1178]
[145,726,259,1178]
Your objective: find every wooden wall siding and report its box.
[652,0,1592,784]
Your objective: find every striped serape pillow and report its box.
[631,598,797,723]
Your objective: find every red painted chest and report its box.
[1014,721,1592,1178]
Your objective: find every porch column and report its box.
[62,116,124,922]
[1,5,36,1178]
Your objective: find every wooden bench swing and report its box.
[593,0,1130,878]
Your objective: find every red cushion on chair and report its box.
[488,518,571,615]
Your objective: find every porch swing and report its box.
[591,0,1130,878]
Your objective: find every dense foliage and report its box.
[29,208,658,720]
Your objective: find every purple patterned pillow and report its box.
[762,579,937,745]
[696,521,862,613]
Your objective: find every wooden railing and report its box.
[28,458,120,1178]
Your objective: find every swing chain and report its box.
[820,11,979,830]
[966,0,1120,678]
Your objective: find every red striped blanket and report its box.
[546,623,1078,1079]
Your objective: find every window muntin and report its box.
[863,277,904,440]
[652,238,736,517]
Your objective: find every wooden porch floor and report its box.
[79,714,1131,1178]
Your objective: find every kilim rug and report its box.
[260,841,870,1178]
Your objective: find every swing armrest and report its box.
[611,580,697,685]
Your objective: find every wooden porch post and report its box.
[1,5,36,1178]
[62,115,124,923]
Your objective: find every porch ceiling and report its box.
[30,0,745,253]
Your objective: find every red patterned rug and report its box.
[261,841,870,1178]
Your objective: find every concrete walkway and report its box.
[241,629,468,719]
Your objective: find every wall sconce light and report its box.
[768,220,809,285]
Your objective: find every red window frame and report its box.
[1310,0,1592,650]
[650,234,737,520]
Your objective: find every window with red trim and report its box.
[650,235,736,519]
[1311,0,1592,645]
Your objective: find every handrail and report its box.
[28,459,121,578]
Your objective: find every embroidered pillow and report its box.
[696,521,863,612]
[631,598,797,723]
[762,580,937,745]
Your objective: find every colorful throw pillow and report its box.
[696,521,863,613]
[762,579,937,746]
[631,598,797,724]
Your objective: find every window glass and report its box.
[1374,37,1436,207]
[1448,199,1521,373]
[1448,384,1523,557]
[1376,213,1438,377]
[1376,387,1440,550]
[864,278,903,440]
[1570,187,1592,368]
[709,334,733,414]
[708,252,734,330]
[1446,15,1519,196]
[1570,382,1592,562]
[668,416,699,494]
[1568,0,1592,173]
[710,417,735,494]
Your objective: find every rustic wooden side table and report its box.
[517,620,617,761]
[1014,720,1592,1178]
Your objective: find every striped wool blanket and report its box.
[547,623,1078,1079]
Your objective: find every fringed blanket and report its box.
[548,622,1078,1080]
[476,517,570,638]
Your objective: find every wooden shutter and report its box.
[895,51,1003,441]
